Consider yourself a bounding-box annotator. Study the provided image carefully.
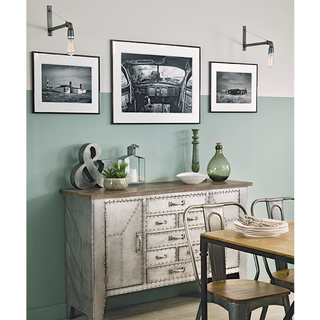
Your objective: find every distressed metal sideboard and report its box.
[60,179,252,320]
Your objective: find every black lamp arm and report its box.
[48,21,74,38]
[48,22,69,33]
[47,5,74,37]
[242,26,273,52]
[244,40,273,50]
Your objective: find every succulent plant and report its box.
[102,161,128,179]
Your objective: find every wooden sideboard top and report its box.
[60,179,252,200]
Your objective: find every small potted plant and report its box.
[102,161,128,190]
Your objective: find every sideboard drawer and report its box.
[146,213,176,231]
[178,244,200,261]
[146,227,204,249]
[146,262,195,283]
[178,209,204,228]
[146,230,186,249]
[146,192,207,214]
[146,248,176,267]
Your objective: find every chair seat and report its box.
[272,268,294,286]
[207,279,290,304]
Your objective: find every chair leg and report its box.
[245,311,252,320]
[228,303,247,320]
[283,295,291,313]
[195,300,202,320]
[283,301,294,320]
[259,306,268,320]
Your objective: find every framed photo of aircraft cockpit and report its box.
[111,40,201,124]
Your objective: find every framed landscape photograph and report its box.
[33,52,100,113]
[111,40,200,124]
[209,61,258,113]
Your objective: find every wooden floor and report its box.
[60,291,294,320]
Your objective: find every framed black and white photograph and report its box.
[111,40,200,124]
[33,52,100,113]
[209,61,258,113]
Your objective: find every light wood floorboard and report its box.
[60,292,294,320]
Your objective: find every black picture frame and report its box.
[32,52,100,114]
[209,61,258,113]
[111,40,201,124]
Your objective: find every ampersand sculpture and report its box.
[70,143,111,189]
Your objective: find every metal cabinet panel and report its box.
[208,188,241,226]
[105,198,144,290]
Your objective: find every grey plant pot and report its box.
[103,178,128,190]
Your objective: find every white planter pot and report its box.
[103,178,128,190]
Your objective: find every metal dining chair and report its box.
[251,197,294,320]
[183,202,290,320]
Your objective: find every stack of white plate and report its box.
[234,217,289,237]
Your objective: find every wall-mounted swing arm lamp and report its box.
[242,26,274,68]
[47,5,75,55]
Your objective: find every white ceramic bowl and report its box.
[176,172,207,184]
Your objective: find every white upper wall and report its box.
[26,0,294,97]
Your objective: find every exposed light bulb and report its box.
[67,23,75,56]
[267,43,274,68]
[67,37,75,56]
[267,52,274,68]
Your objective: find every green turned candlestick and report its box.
[191,129,200,173]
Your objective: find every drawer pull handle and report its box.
[168,200,185,207]
[187,216,198,221]
[136,232,142,253]
[155,220,167,225]
[169,267,185,274]
[155,254,168,259]
[169,234,185,241]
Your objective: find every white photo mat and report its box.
[111,40,200,124]
[33,52,100,113]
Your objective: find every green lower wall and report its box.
[27,92,294,320]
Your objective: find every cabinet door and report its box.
[105,198,143,290]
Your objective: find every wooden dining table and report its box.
[200,221,294,320]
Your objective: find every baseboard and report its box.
[27,303,66,320]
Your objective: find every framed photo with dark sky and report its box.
[111,40,200,124]
[209,61,258,113]
[33,52,100,113]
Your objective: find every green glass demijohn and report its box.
[207,143,230,181]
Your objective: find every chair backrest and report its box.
[250,197,294,271]
[250,197,294,221]
[183,202,248,287]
